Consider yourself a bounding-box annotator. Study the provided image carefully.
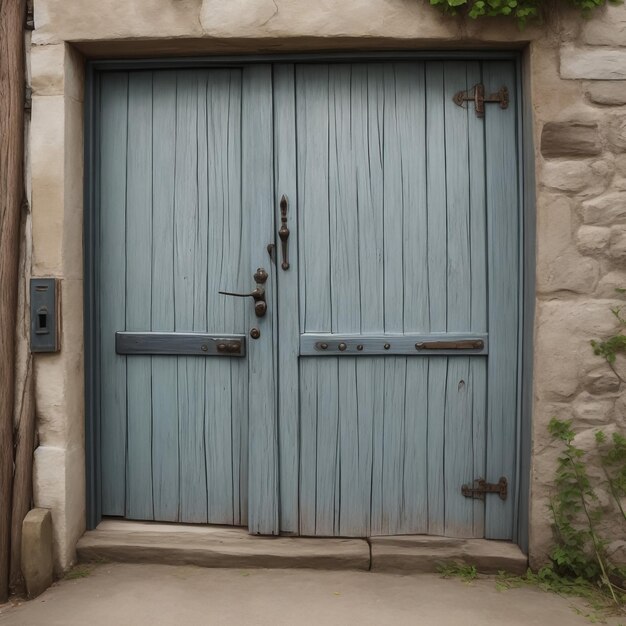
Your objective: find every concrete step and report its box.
[77,521,528,575]
[77,520,370,570]
[370,535,528,575]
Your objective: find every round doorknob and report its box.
[254,268,268,284]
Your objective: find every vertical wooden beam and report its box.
[0,0,26,603]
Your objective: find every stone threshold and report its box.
[77,520,527,574]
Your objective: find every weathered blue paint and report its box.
[87,54,525,544]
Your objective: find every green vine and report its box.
[428,0,622,27]
[547,417,625,607]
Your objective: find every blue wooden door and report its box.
[274,61,519,539]
[97,67,278,532]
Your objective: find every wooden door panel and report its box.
[98,68,253,526]
[276,60,519,539]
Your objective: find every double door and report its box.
[96,60,520,540]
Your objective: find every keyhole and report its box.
[458,379,465,391]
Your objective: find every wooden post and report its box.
[0,0,26,603]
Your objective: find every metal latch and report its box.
[461,477,508,501]
[453,84,509,118]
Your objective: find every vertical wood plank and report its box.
[243,64,279,534]
[354,64,385,535]
[273,64,300,533]
[99,72,128,516]
[125,71,154,521]
[467,61,488,538]
[397,63,429,534]
[174,70,207,523]
[328,65,364,535]
[425,62,447,536]
[484,61,519,540]
[151,71,179,521]
[298,358,317,535]
[205,70,237,524]
[297,65,331,333]
[442,62,474,537]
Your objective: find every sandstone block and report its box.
[576,225,610,254]
[573,391,614,424]
[584,366,621,394]
[581,5,626,47]
[536,196,599,293]
[586,81,626,106]
[582,191,626,225]
[542,158,612,196]
[30,44,65,96]
[534,299,622,401]
[540,122,601,158]
[560,45,626,81]
[607,114,626,153]
[22,508,54,599]
[610,226,626,260]
[596,270,626,297]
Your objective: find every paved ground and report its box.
[0,563,623,626]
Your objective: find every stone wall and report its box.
[531,6,626,568]
[28,0,626,570]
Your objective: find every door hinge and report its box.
[461,477,508,501]
[453,84,509,118]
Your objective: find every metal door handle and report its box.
[278,194,290,270]
[219,268,268,318]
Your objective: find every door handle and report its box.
[219,268,268,318]
[278,194,290,270]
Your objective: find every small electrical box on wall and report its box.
[30,278,60,353]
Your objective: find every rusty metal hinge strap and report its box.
[453,84,509,118]
[461,477,508,501]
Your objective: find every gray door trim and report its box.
[83,51,533,552]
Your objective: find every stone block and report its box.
[534,299,621,401]
[607,114,626,153]
[576,225,610,255]
[77,520,370,570]
[21,508,54,599]
[540,122,601,158]
[581,5,626,47]
[582,191,626,225]
[541,158,612,196]
[584,365,621,394]
[30,44,65,96]
[610,225,626,261]
[586,81,626,106]
[369,536,527,575]
[536,196,599,294]
[573,391,614,424]
[596,270,626,297]
[560,45,626,81]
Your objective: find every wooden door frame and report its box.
[83,50,533,551]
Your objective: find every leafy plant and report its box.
[546,418,626,611]
[427,0,622,27]
[437,562,479,582]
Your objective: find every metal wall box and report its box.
[30,278,60,353]
[115,332,246,357]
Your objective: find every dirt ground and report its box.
[0,563,624,626]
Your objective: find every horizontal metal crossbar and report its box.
[115,332,246,357]
[300,333,489,356]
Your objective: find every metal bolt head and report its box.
[320,343,328,350]
[357,344,364,351]
[250,328,261,340]
[338,342,347,351]
[201,344,209,352]
[384,343,391,350]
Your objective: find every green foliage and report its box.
[427,0,622,27]
[437,562,479,582]
[546,417,626,612]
